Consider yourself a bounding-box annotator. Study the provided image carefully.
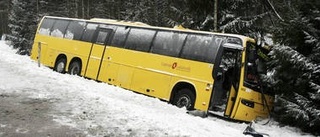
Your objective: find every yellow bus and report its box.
[30,16,274,122]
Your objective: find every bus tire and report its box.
[68,61,81,75]
[173,89,195,110]
[54,58,66,74]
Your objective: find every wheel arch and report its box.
[169,81,197,104]
[55,54,67,64]
[69,57,82,64]
[54,54,67,70]
[69,57,82,70]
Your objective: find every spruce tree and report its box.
[8,0,37,54]
[269,1,320,135]
[0,0,10,36]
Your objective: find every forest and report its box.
[0,0,319,135]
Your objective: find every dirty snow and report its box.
[0,40,314,137]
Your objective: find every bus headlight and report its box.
[241,99,255,108]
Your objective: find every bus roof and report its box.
[42,16,253,43]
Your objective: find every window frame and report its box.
[64,20,86,40]
[110,26,130,48]
[151,30,187,57]
[124,27,157,52]
[81,23,99,43]
[180,34,218,63]
[38,18,56,36]
[94,27,114,45]
[50,19,70,38]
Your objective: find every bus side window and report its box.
[95,28,114,45]
[110,26,130,48]
[39,18,55,36]
[152,31,186,57]
[50,19,70,38]
[96,30,108,45]
[180,34,217,63]
[64,21,86,40]
[125,28,156,52]
[81,23,98,43]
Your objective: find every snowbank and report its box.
[0,40,313,137]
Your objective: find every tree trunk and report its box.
[75,0,78,18]
[81,0,84,18]
[87,0,89,18]
[214,0,218,31]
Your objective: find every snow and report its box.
[51,29,64,38]
[86,23,98,30]
[64,30,74,39]
[38,28,51,35]
[0,40,315,137]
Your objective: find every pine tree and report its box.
[8,0,37,54]
[269,1,320,135]
[89,0,119,19]
[122,0,158,25]
[218,0,272,37]
[0,0,10,36]
[164,0,214,29]
[8,0,25,48]
[164,0,272,37]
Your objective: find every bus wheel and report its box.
[68,61,81,75]
[173,89,195,110]
[54,58,66,73]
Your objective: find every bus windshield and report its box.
[244,42,259,89]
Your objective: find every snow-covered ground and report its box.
[0,40,314,137]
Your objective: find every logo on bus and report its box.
[172,62,178,69]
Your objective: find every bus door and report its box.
[85,26,113,80]
[210,45,242,117]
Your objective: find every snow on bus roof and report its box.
[90,18,150,26]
